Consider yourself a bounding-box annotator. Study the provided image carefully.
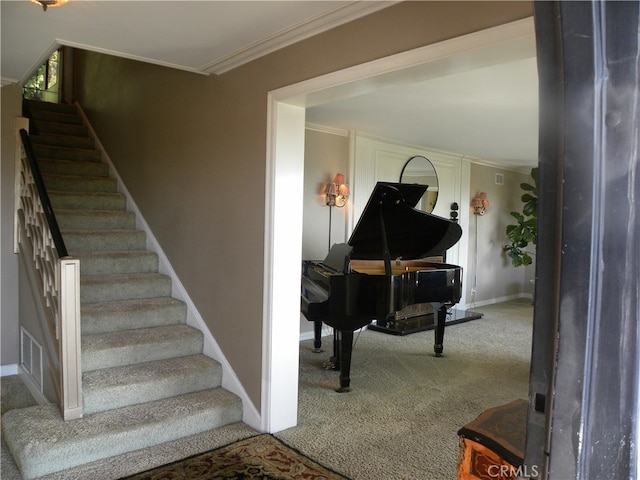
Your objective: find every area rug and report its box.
[121,434,350,480]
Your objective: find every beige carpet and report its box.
[1,298,532,480]
[275,298,533,480]
[0,381,258,480]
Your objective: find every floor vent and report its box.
[20,327,43,393]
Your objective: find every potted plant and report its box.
[504,167,538,267]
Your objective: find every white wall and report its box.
[349,134,468,273]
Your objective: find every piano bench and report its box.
[456,399,527,480]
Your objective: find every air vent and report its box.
[495,173,504,185]
[20,327,43,393]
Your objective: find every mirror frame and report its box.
[399,155,439,213]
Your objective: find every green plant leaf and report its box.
[504,166,538,268]
[523,202,537,216]
[511,211,525,222]
[531,167,539,183]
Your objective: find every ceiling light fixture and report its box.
[32,0,69,11]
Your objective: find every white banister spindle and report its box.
[15,119,83,420]
[14,117,29,253]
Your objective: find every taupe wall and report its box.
[467,163,535,304]
[300,128,350,338]
[64,1,531,407]
[302,128,350,262]
[1,84,23,369]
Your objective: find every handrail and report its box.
[19,128,68,257]
[15,122,83,420]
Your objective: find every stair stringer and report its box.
[75,103,261,430]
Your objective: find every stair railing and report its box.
[14,119,83,420]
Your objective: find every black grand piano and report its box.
[301,182,463,392]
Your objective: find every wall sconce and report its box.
[325,173,349,252]
[472,192,490,215]
[325,173,349,207]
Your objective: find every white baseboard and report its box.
[299,331,316,342]
[299,326,367,343]
[75,104,261,431]
[1,364,18,376]
[462,292,532,310]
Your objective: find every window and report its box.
[23,49,60,101]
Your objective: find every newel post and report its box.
[58,258,83,420]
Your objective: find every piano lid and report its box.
[348,182,462,260]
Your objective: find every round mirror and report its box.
[399,155,439,213]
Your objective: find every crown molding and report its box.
[468,157,534,174]
[305,122,350,137]
[54,2,394,77]
[202,1,397,75]
[56,39,208,76]
[1,77,19,87]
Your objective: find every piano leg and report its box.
[433,303,446,357]
[313,320,323,352]
[336,330,354,393]
[323,329,339,370]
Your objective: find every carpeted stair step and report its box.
[82,324,204,372]
[81,272,172,303]
[56,209,136,230]
[32,143,102,162]
[83,354,222,414]
[30,132,95,150]
[29,108,83,126]
[43,173,118,193]
[75,250,159,275]
[24,99,77,115]
[1,388,243,479]
[32,120,89,137]
[37,158,110,177]
[8,100,247,480]
[81,297,187,335]
[64,229,147,252]
[50,191,127,210]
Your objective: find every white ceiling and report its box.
[1,0,538,170]
[307,55,538,169]
[0,0,389,81]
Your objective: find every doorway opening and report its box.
[262,17,536,433]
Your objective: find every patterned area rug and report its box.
[121,434,350,480]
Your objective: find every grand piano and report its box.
[301,182,463,392]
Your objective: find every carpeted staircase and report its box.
[2,100,244,479]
